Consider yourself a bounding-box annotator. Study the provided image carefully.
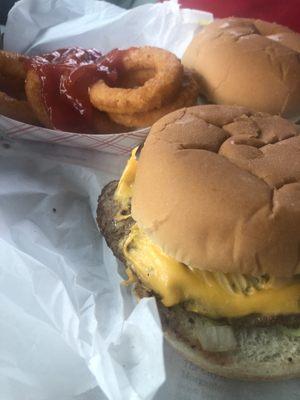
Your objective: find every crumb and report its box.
[52,208,57,213]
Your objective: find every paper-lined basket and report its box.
[2,0,212,157]
[0,115,149,155]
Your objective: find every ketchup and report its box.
[26,48,124,133]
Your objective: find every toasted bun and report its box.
[134,286,300,380]
[131,105,300,277]
[182,18,300,120]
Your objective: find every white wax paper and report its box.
[0,134,164,400]
[4,0,212,58]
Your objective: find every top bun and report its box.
[132,105,300,278]
[182,18,300,120]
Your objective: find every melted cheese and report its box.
[115,147,137,210]
[123,225,300,318]
[115,150,300,318]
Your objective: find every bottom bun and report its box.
[135,285,300,381]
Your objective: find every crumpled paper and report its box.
[0,135,164,400]
[4,0,212,58]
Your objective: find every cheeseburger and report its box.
[98,105,300,379]
[183,18,300,120]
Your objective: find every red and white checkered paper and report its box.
[0,115,149,155]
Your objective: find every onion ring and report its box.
[25,69,128,133]
[108,71,199,128]
[0,50,26,81]
[0,92,38,124]
[89,46,183,114]
[25,69,52,128]
[0,51,37,124]
[0,72,26,99]
[118,68,155,88]
[92,111,129,134]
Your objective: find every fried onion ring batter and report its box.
[89,46,183,114]
[0,92,38,124]
[109,71,199,128]
[92,111,129,134]
[0,50,37,124]
[25,69,52,128]
[0,51,26,81]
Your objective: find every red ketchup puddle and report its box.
[25,48,125,133]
